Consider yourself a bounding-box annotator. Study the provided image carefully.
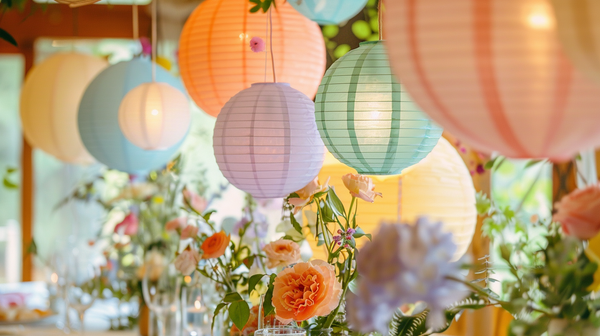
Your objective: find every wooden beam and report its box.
[596,150,600,180]
[552,161,578,211]
[1,2,150,281]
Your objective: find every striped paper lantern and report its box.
[289,0,368,25]
[385,0,600,161]
[551,0,600,83]
[308,138,476,261]
[179,0,326,117]
[315,40,443,175]
[213,83,324,199]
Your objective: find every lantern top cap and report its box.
[359,40,384,46]
[250,82,291,87]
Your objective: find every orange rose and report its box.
[342,174,382,202]
[553,184,600,240]
[262,239,302,269]
[272,260,342,324]
[201,231,230,259]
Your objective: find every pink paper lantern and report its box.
[384,0,600,161]
[213,83,324,199]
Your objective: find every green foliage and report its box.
[351,20,371,40]
[0,28,17,47]
[333,44,351,59]
[229,300,250,330]
[2,166,18,189]
[249,0,276,13]
[322,25,339,39]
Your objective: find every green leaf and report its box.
[212,302,227,332]
[3,177,18,189]
[0,28,17,47]
[249,0,261,12]
[289,213,303,234]
[202,209,217,222]
[326,188,346,218]
[352,227,367,239]
[388,309,428,336]
[248,274,266,294]
[223,292,243,303]
[262,273,278,317]
[229,301,250,330]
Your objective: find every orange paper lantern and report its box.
[385,0,600,161]
[179,0,326,117]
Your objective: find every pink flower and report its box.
[288,177,329,214]
[553,184,600,240]
[183,188,207,214]
[114,213,138,235]
[166,217,187,231]
[174,247,201,276]
[341,174,382,203]
[249,37,265,52]
[140,37,152,56]
[181,225,199,240]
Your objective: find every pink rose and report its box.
[174,248,201,275]
[166,217,187,231]
[249,37,265,52]
[553,184,600,240]
[181,225,199,240]
[288,177,329,214]
[183,188,207,214]
[114,213,138,235]
[341,174,382,203]
[262,239,302,268]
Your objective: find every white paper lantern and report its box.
[213,83,325,199]
[118,82,191,150]
[20,52,108,164]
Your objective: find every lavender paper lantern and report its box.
[213,83,324,199]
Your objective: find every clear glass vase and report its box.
[308,328,334,336]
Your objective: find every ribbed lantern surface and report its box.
[179,0,326,117]
[315,40,443,176]
[289,0,368,25]
[213,83,324,199]
[385,0,600,161]
[20,53,107,164]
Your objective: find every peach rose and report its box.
[183,188,208,214]
[553,184,600,240]
[262,239,302,269]
[288,177,330,214]
[201,231,230,259]
[174,247,201,275]
[181,225,199,240]
[341,174,382,202]
[166,217,187,231]
[272,260,342,324]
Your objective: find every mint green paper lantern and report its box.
[315,40,443,175]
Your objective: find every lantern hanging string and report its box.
[264,7,268,83]
[269,6,277,83]
[132,3,139,40]
[151,0,157,82]
[378,0,383,40]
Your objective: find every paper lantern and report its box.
[118,82,191,150]
[308,138,476,261]
[20,53,107,165]
[315,41,443,175]
[78,58,188,174]
[179,0,326,117]
[551,0,600,83]
[213,83,324,199]
[289,0,368,25]
[384,0,600,162]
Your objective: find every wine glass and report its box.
[142,263,181,336]
[67,251,101,335]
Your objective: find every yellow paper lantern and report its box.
[308,138,476,261]
[20,53,108,164]
[178,0,326,117]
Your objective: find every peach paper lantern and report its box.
[308,138,476,261]
[213,83,324,199]
[118,82,191,150]
[551,0,600,83]
[20,52,108,164]
[384,0,600,161]
[179,0,326,117]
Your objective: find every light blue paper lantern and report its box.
[78,58,189,174]
[289,0,368,25]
